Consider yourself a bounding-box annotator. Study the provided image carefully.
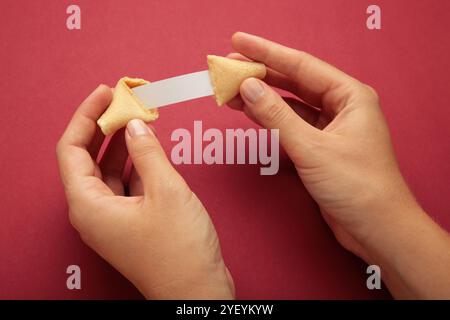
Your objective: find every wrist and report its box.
[349,177,422,246]
[352,200,450,299]
[357,199,424,249]
[139,266,235,300]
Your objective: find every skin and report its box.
[56,89,234,299]
[57,32,450,299]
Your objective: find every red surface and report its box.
[0,0,449,299]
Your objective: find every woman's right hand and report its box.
[227,32,415,259]
[228,32,450,299]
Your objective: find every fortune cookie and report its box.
[207,55,266,106]
[97,77,159,135]
[97,56,266,135]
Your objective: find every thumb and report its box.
[240,78,318,155]
[125,119,179,196]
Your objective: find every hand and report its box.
[56,85,234,299]
[227,32,414,260]
[228,32,450,299]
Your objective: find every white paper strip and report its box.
[132,70,214,109]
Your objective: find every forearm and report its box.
[359,201,450,299]
[141,280,235,300]
[136,263,235,300]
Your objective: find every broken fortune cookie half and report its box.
[97,56,266,135]
[207,55,266,106]
[97,77,159,136]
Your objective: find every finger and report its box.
[226,52,322,128]
[99,128,128,195]
[61,84,112,149]
[87,87,114,160]
[231,32,359,110]
[226,52,299,97]
[125,119,182,196]
[88,126,106,161]
[240,78,321,156]
[226,52,249,61]
[227,92,320,129]
[282,97,321,127]
[57,84,113,185]
[225,94,264,126]
[128,166,144,196]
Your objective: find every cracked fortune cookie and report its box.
[97,56,266,135]
[97,77,159,135]
[207,55,266,106]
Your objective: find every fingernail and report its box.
[127,119,152,137]
[241,78,265,103]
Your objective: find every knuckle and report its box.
[294,50,308,65]
[290,50,308,78]
[132,140,161,160]
[261,100,290,127]
[161,179,185,197]
[361,84,380,101]
[295,49,307,58]
[151,176,191,206]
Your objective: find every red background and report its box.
[0,0,449,299]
